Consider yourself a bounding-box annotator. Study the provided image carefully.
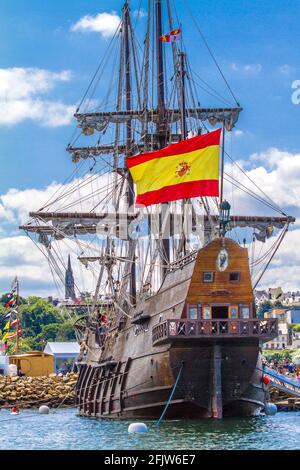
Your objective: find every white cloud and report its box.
[0,236,56,296]
[231,63,262,75]
[0,171,115,228]
[278,64,295,76]
[1,146,300,295]
[225,147,300,213]
[133,8,147,18]
[70,11,121,38]
[0,235,96,297]
[0,68,71,101]
[0,67,75,127]
[254,229,300,292]
[233,130,244,138]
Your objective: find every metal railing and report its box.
[152,318,278,345]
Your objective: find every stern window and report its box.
[203,305,211,319]
[241,306,250,319]
[203,272,214,283]
[229,272,240,282]
[189,306,198,320]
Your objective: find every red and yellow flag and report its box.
[127,129,221,206]
[160,28,181,42]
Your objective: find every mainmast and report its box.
[124,1,136,304]
[15,278,20,355]
[179,52,187,140]
[155,0,170,275]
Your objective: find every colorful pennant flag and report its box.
[127,129,221,206]
[6,332,16,340]
[3,321,10,331]
[5,298,16,309]
[10,319,19,328]
[1,332,9,342]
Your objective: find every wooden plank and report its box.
[211,344,223,419]
[187,238,254,306]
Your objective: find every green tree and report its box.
[262,349,297,363]
[56,320,77,341]
[19,297,65,336]
[1,294,78,353]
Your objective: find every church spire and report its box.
[65,254,76,300]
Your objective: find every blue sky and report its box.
[0,0,300,296]
[0,0,300,191]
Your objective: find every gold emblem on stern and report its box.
[175,161,191,177]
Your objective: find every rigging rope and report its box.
[182,0,240,106]
[155,362,184,426]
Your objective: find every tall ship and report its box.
[21,0,295,418]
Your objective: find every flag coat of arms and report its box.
[127,128,221,206]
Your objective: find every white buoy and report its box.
[39,405,50,414]
[128,422,148,434]
[264,402,277,416]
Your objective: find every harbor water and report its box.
[0,408,299,450]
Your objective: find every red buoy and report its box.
[262,375,270,385]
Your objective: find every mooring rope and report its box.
[155,362,184,427]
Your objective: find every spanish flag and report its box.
[127,129,221,206]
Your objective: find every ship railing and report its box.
[167,250,198,272]
[152,318,278,345]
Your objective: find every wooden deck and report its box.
[152,318,278,345]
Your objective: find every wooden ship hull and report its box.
[75,238,278,419]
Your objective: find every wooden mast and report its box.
[155,0,170,276]
[15,278,19,355]
[124,1,136,304]
[179,52,187,140]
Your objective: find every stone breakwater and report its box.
[0,372,78,408]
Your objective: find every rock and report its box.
[0,373,78,409]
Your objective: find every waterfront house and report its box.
[9,351,54,377]
[44,342,80,374]
[263,321,291,350]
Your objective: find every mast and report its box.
[155,0,170,275]
[219,121,225,205]
[15,278,19,355]
[124,1,136,304]
[177,51,188,256]
[155,0,166,141]
[179,52,187,140]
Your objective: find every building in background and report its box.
[9,352,54,376]
[44,342,80,374]
[263,321,291,350]
[262,306,300,350]
[255,287,300,307]
[65,254,76,301]
[285,307,300,324]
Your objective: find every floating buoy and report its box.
[128,422,148,434]
[264,402,277,416]
[39,405,50,414]
[262,375,270,385]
